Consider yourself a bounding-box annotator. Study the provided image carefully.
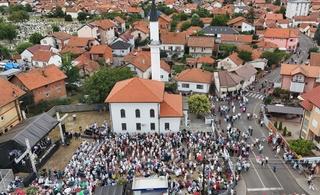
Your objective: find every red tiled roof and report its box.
[176,68,213,83]
[105,77,164,103]
[301,86,320,109]
[264,28,299,39]
[187,36,215,48]
[14,65,67,90]
[160,93,183,117]
[0,78,25,107]
[32,50,55,62]
[90,19,115,30]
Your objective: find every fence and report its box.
[46,104,108,116]
[0,169,14,193]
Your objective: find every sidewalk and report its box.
[288,169,320,195]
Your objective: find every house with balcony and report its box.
[263,28,299,52]
[299,86,320,148]
[77,19,116,45]
[280,64,320,94]
[187,36,215,57]
[160,31,186,58]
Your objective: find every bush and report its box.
[274,121,278,129]
[172,65,186,74]
[288,139,315,156]
[282,127,287,136]
[278,121,283,131]
[287,131,292,136]
[264,96,272,104]
[165,82,177,93]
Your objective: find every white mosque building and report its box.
[105,0,184,133]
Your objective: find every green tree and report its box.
[180,21,191,31]
[65,14,73,21]
[61,53,80,85]
[278,121,283,130]
[273,0,281,6]
[276,6,286,15]
[29,32,43,44]
[48,6,64,18]
[314,24,320,46]
[77,12,89,21]
[158,3,175,15]
[283,126,287,136]
[170,19,178,31]
[8,10,29,22]
[288,139,315,156]
[274,121,278,129]
[238,51,252,62]
[0,22,17,42]
[261,50,288,66]
[52,25,60,32]
[191,14,203,27]
[16,42,32,54]
[193,8,211,18]
[211,14,229,26]
[25,4,33,12]
[219,44,237,58]
[188,94,211,117]
[246,7,255,24]
[309,47,319,53]
[0,44,11,59]
[83,67,134,103]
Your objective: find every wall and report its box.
[112,48,131,57]
[242,22,255,32]
[161,44,184,58]
[189,47,213,57]
[177,81,211,93]
[78,25,98,39]
[32,80,67,104]
[40,37,56,48]
[0,101,21,134]
[159,117,181,132]
[131,30,148,41]
[20,50,33,63]
[109,103,160,133]
[217,58,238,71]
[281,75,292,90]
[48,55,62,67]
[46,104,107,116]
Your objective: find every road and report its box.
[215,81,306,194]
[288,33,315,64]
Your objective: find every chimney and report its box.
[12,91,17,98]
[42,70,47,77]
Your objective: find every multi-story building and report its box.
[264,28,299,52]
[299,86,320,148]
[0,78,25,135]
[187,36,215,57]
[286,0,310,19]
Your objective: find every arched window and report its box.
[120,109,126,118]
[135,109,140,118]
[150,109,155,118]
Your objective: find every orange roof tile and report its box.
[280,64,320,78]
[264,28,299,39]
[0,78,25,107]
[197,56,215,64]
[301,86,320,109]
[185,26,202,37]
[187,36,215,48]
[265,13,283,21]
[60,47,86,55]
[300,99,313,111]
[105,77,165,103]
[124,51,170,73]
[32,50,55,62]
[160,93,183,117]
[176,68,213,83]
[221,34,253,44]
[14,65,67,90]
[227,16,246,25]
[67,37,93,47]
[51,32,72,40]
[228,52,244,66]
[90,19,115,30]
[161,31,187,45]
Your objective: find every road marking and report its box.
[249,157,266,188]
[247,187,284,192]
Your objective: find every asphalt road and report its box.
[215,79,306,194]
[288,33,315,64]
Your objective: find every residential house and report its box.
[65,7,79,18]
[20,45,52,64]
[111,40,132,57]
[292,15,319,27]
[159,14,172,30]
[280,63,320,94]
[10,65,67,104]
[89,45,113,65]
[0,78,25,135]
[233,64,257,88]
[105,77,183,133]
[77,19,116,45]
[220,34,253,45]
[160,31,187,58]
[31,50,62,68]
[40,32,72,51]
[72,53,100,77]
[202,26,239,38]
[183,3,197,14]
[63,37,100,54]
[233,0,247,14]
[127,6,144,17]
[309,52,320,66]
[286,0,310,19]
[214,71,243,97]
[217,52,244,71]
[196,56,215,68]
[114,16,126,34]
[299,86,320,148]
[264,28,299,52]
[201,18,213,27]
[187,36,215,57]
[131,21,149,41]
[245,58,268,70]
[176,68,213,94]
[124,51,171,82]
[227,16,255,32]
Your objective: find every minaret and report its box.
[149,0,161,81]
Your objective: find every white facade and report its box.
[109,103,181,133]
[32,55,62,68]
[20,50,33,63]
[189,47,213,57]
[242,75,256,89]
[177,81,211,94]
[286,0,310,19]
[241,22,255,32]
[40,37,56,48]
[77,24,115,45]
[149,18,161,81]
[112,47,131,57]
[66,11,79,19]
[161,44,185,58]
[78,25,99,38]
[127,64,170,82]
